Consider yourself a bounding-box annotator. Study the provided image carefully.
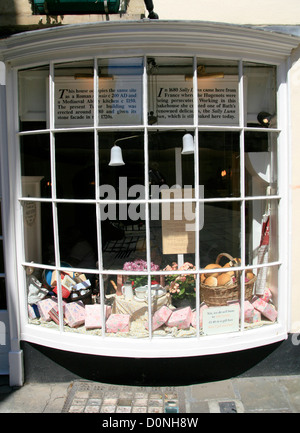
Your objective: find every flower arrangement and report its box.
[123,259,160,288]
[163,262,196,301]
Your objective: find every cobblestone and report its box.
[61,381,184,413]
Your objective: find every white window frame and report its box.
[1,21,299,358]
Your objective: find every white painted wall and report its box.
[154,0,300,25]
[289,44,300,332]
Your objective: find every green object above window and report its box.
[32,0,121,15]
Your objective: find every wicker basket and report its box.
[200,253,256,307]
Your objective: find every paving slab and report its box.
[277,376,300,413]
[0,381,69,413]
[232,377,293,413]
[187,379,236,401]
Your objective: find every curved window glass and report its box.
[18,56,280,341]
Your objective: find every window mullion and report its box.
[143,56,153,338]
[193,56,201,338]
[49,62,64,333]
[239,59,246,331]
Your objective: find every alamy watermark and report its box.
[99,177,204,231]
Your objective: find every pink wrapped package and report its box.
[227,300,241,318]
[245,310,261,324]
[37,298,58,321]
[85,304,111,330]
[252,297,278,321]
[167,306,192,329]
[191,303,208,328]
[146,306,173,331]
[106,314,130,333]
[244,300,254,320]
[260,288,272,303]
[49,306,67,325]
[64,301,85,328]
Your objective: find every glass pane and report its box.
[150,272,196,338]
[0,203,2,236]
[27,263,93,329]
[197,59,239,126]
[0,240,4,273]
[23,202,54,265]
[150,197,196,270]
[20,134,51,198]
[101,205,147,271]
[54,60,94,128]
[245,131,278,196]
[199,131,240,198]
[57,203,98,271]
[26,265,52,324]
[149,130,194,192]
[98,58,143,126]
[200,202,241,268]
[18,65,49,132]
[104,273,148,338]
[244,62,277,128]
[147,56,193,126]
[245,199,278,266]
[99,131,144,191]
[244,265,278,329]
[0,278,6,310]
[55,132,95,199]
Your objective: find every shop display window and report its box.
[18,57,279,339]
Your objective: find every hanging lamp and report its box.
[181,133,194,155]
[257,112,275,127]
[109,145,125,166]
[108,135,140,166]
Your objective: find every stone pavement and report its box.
[1,374,300,413]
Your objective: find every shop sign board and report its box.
[161,188,196,255]
[55,77,143,126]
[154,76,239,125]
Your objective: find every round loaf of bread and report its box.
[205,276,218,286]
[217,273,232,286]
[204,263,222,278]
[246,271,255,280]
[222,261,236,277]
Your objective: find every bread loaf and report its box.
[217,273,232,286]
[246,271,255,280]
[222,263,235,277]
[204,263,222,278]
[205,276,218,286]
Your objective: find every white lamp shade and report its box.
[109,145,125,166]
[181,133,194,155]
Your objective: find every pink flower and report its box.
[123,259,159,272]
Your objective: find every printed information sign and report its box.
[54,76,239,127]
[202,305,240,335]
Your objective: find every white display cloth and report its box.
[111,293,171,321]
